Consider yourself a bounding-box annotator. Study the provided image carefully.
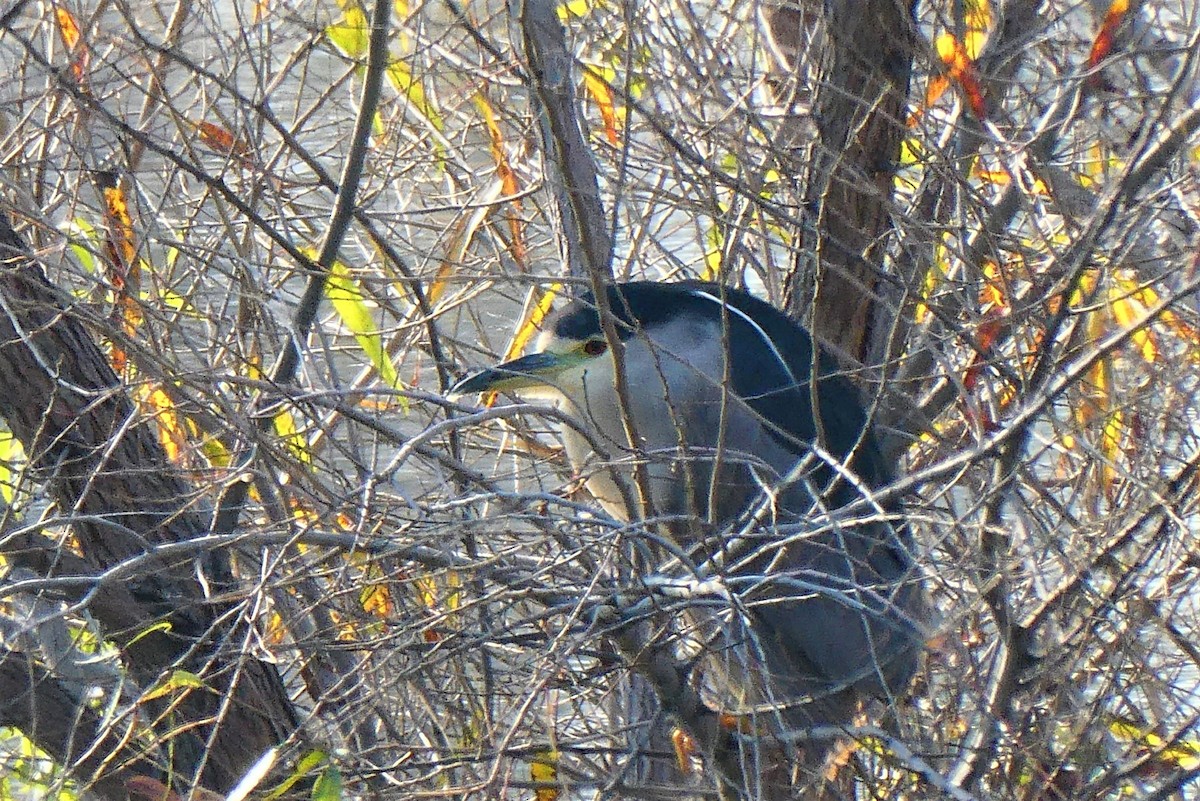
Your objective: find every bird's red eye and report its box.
[582,339,608,356]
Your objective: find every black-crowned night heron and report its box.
[452,280,925,772]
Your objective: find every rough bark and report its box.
[0,211,298,794]
[0,651,153,800]
[763,0,916,364]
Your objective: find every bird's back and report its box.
[548,282,925,727]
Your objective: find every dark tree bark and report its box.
[0,651,155,799]
[0,211,299,795]
[762,0,917,364]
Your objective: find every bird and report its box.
[451,280,926,785]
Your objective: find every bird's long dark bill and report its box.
[449,351,574,396]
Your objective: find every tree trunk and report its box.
[763,0,916,365]
[0,211,299,795]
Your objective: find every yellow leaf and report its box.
[505,284,562,364]
[0,429,26,505]
[1109,718,1200,769]
[1107,287,1158,363]
[556,0,593,20]
[62,218,99,273]
[899,138,924,165]
[361,582,395,619]
[136,384,189,463]
[702,224,723,282]
[327,4,369,59]
[915,234,952,324]
[326,259,403,393]
[273,403,312,465]
[531,749,560,801]
[962,0,991,58]
[473,93,527,266]
[387,60,444,132]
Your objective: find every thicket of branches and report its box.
[1,0,1199,799]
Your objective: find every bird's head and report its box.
[448,284,657,402]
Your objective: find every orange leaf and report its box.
[909,75,950,127]
[136,384,189,463]
[583,66,620,146]
[671,728,697,774]
[979,260,1008,312]
[475,94,519,201]
[473,93,527,267]
[99,172,136,272]
[97,172,142,372]
[1088,0,1132,84]
[361,583,396,619]
[54,5,89,84]
[935,33,988,119]
[196,120,254,163]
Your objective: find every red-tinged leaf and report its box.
[196,120,254,162]
[935,33,987,119]
[1087,0,1132,85]
[963,316,1001,391]
[671,728,697,774]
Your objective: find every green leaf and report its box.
[142,669,207,702]
[263,751,330,801]
[125,619,172,648]
[311,766,342,801]
[61,218,99,274]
